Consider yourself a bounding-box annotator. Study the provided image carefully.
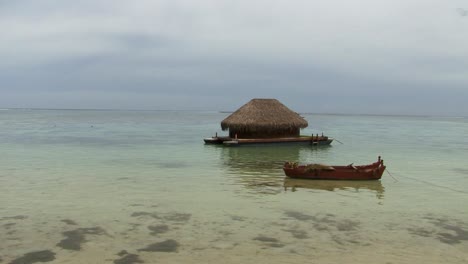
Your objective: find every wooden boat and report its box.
[283,157,386,180]
[204,135,333,146]
[203,136,232,144]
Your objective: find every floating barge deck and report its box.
[204,136,333,146]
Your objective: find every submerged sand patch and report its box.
[138,239,180,252]
[8,250,55,264]
[113,250,144,264]
[57,227,106,251]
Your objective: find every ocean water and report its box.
[1,109,467,264]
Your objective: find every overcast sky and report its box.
[1,0,467,116]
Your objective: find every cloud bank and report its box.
[1,0,467,115]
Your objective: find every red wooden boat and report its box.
[283,156,386,180]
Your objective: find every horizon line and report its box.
[1,107,466,119]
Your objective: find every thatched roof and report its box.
[221,99,308,132]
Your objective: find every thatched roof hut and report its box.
[221,99,308,139]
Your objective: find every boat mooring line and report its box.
[333,138,344,144]
[385,169,399,182]
[391,172,468,195]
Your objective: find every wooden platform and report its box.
[204,136,333,146]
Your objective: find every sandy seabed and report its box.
[2,204,468,264]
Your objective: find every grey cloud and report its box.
[457,8,467,17]
[1,0,468,115]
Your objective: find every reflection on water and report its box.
[220,145,333,173]
[283,178,385,199]
[215,145,333,194]
[222,145,299,172]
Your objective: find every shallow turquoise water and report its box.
[1,110,467,263]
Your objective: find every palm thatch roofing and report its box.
[221,99,308,133]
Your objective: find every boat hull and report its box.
[203,136,231,144]
[283,158,386,180]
